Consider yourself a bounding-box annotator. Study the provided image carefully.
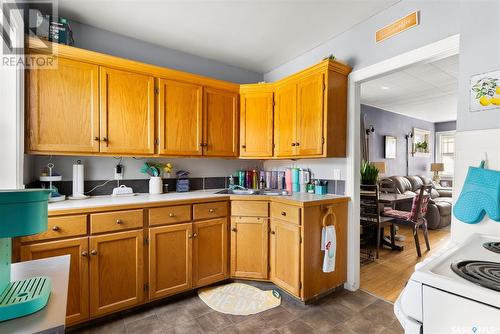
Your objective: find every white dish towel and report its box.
[321,225,337,273]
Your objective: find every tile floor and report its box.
[69,284,403,334]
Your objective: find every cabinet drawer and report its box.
[231,201,268,217]
[149,205,192,226]
[270,202,300,225]
[193,201,228,220]
[21,215,87,242]
[90,209,144,234]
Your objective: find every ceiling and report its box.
[58,0,399,73]
[361,55,459,123]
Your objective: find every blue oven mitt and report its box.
[453,166,500,224]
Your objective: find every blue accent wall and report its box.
[361,104,435,177]
[435,121,457,132]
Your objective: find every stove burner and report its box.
[483,242,500,254]
[451,261,500,292]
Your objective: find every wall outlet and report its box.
[114,164,124,180]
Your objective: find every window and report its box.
[436,131,455,176]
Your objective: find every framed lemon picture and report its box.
[470,70,500,112]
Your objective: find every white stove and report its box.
[395,233,500,334]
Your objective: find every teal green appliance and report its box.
[0,189,52,322]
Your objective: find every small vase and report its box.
[149,177,163,194]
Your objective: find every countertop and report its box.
[48,189,349,215]
[0,255,70,334]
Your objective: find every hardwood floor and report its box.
[360,224,451,302]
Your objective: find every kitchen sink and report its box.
[215,189,284,196]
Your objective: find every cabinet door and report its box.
[100,67,154,155]
[20,237,89,326]
[203,88,238,157]
[158,79,203,155]
[89,230,144,317]
[27,57,99,153]
[274,83,297,157]
[296,72,324,156]
[193,218,228,287]
[149,223,192,300]
[230,217,268,279]
[240,92,274,157]
[269,219,301,296]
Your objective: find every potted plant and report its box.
[360,161,379,185]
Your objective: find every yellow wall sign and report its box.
[376,11,419,43]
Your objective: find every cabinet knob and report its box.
[116,219,123,224]
[291,143,296,146]
[101,137,108,142]
[193,233,198,238]
[81,251,88,257]
[169,213,175,217]
[281,211,287,216]
[90,250,97,256]
[231,227,237,232]
[270,230,275,235]
[296,142,300,146]
[94,136,100,141]
[188,234,193,239]
[209,208,215,213]
[52,226,60,231]
[241,145,246,149]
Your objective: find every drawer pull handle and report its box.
[209,208,215,213]
[281,211,287,216]
[169,213,175,217]
[90,250,97,256]
[52,226,60,231]
[270,230,275,235]
[81,251,88,257]
[231,227,237,232]
[116,219,123,224]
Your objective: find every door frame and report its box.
[345,34,460,291]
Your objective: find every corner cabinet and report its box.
[27,57,100,154]
[203,88,239,157]
[239,85,274,158]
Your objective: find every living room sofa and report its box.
[379,175,452,230]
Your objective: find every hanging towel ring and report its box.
[322,206,337,227]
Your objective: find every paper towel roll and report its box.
[72,161,84,198]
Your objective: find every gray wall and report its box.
[361,105,435,177]
[70,21,262,84]
[435,121,456,132]
[264,0,459,81]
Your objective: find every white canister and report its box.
[149,177,163,194]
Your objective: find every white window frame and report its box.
[435,130,456,177]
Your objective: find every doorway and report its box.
[344,35,460,296]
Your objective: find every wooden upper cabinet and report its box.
[274,83,297,157]
[149,223,192,300]
[99,67,154,155]
[230,217,268,279]
[240,90,274,158]
[89,230,144,317]
[203,88,238,157]
[157,79,203,156]
[20,237,89,326]
[270,219,301,296]
[27,57,99,153]
[296,72,325,156]
[193,218,228,287]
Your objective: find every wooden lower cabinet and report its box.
[269,219,301,296]
[20,237,89,326]
[89,230,144,317]
[193,218,228,287]
[149,223,192,300]
[230,217,268,279]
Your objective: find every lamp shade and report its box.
[0,189,51,238]
[430,163,445,172]
[371,161,386,174]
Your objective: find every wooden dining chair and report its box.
[382,185,433,257]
